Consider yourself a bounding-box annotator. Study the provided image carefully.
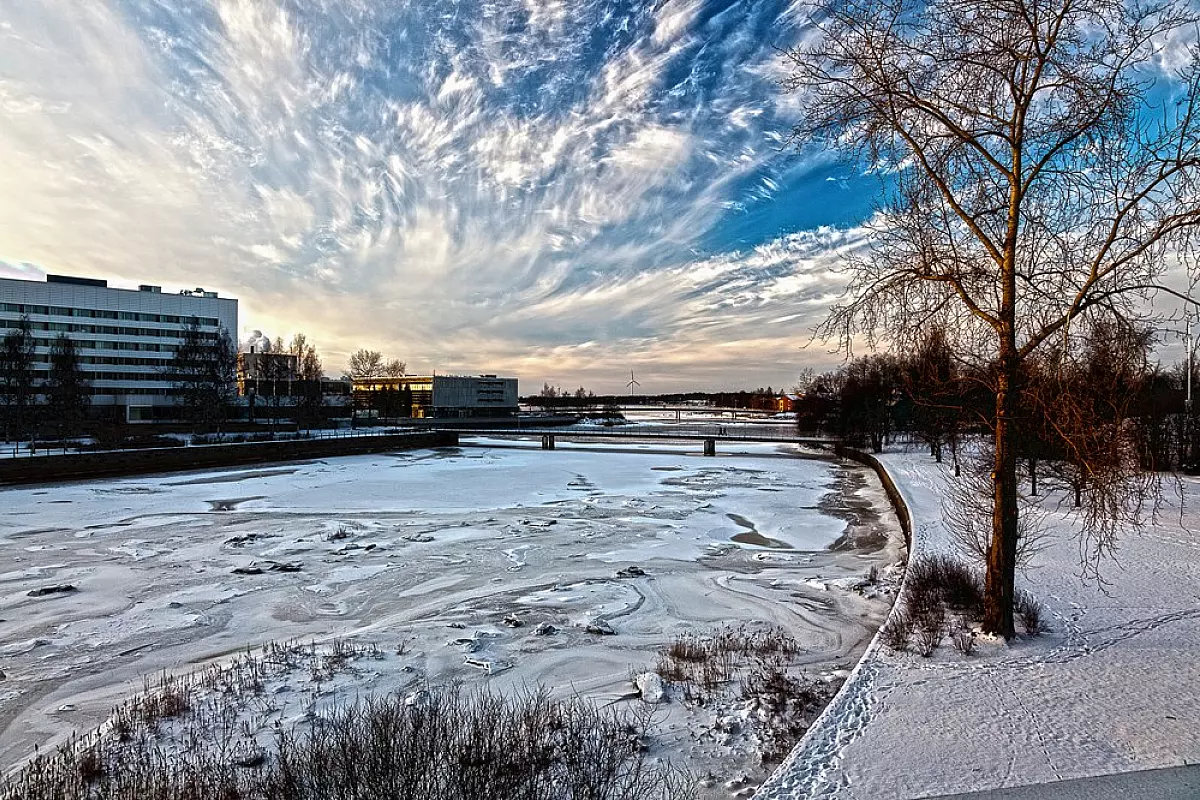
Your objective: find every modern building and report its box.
[238,349,298,386]
[0,274,237,422]
[352,374,518,418]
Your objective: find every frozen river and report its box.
[0,439,902,788]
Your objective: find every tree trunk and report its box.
[983,356,1020,638]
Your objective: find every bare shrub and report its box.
[949,619,976,656]
[656,625,800,690]
[666,633,708,663]
[937,558,983,613]
[905,555,983,615]
[653,625,826,766]
[1015,590,1046,636]
[879,609,912,652]
[2,685,692,800]
[77,744,104,783]
[913,602,945,657]
[943,455,1050,569]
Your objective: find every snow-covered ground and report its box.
[760,447,1200,799]
[0,439,902,793]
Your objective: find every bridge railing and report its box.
[448,421,827,444]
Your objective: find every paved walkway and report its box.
[930,763,1200,799]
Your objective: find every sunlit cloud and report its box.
[0,0,871,391]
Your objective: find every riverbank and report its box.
[760,447,1200,799]
[0,441,904,793]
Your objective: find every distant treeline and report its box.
[795,327,1200,475]
[522,383,789,411]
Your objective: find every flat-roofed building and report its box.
[238,349,299,385]
[351,374,518,419]
[0,274,237,422]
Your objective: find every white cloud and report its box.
[0,0,853,391]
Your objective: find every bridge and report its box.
[441,422,834,456]
[522,404,791,420]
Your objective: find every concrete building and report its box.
[238,349,299,385]
[0,274,237,422]
[352,374,518,418]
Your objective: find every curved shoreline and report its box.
[757,447,917,799]
[0,443,894,787]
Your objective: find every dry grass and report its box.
[652,624,832,766]
[886,555,1046,656]
[2,641,692,800]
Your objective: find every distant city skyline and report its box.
[3,1,885,393]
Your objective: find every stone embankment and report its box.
[0,431,458,485]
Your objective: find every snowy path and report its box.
[760,449,1200,799]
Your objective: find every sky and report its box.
[0,0,886,393]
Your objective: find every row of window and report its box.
[0,302,220,327]
[1,318,217,339]
[19,336,184,355]
[26,366,178,382]
[78,357,171,369]
[43,355,173,368]
[93,387,177,397]
[19,386,180,398]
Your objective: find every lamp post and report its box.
[1186,315,1193,415]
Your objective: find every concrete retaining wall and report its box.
[0,432,459,486]
[756,448,915,798]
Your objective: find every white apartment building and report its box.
[0,274,238,422]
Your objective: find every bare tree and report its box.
[348,349,384,381]
[0,316,36,443]
[290,333,326,428]
[944,448,1050,569]
[903,328,966,471]
[44,333,90,439]
[382,358,407,378]
[172,324,238,432]
[784,0,1200,636]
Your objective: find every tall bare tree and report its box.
[347,349,384,380]
[0,316,36,443]
[172,324,237,432]
[290,333,326,428]
[44,333,90,439]
[784,0,1200,636]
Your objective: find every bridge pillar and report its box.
[541,434,556,450]
[703,438,716,457]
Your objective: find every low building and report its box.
[237,348,299,403]
[352,374,518,419]
[0,274,237,422]
[238,349,298,383]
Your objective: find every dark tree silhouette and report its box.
[0,316,36,443]
[44,333,90,439]
[172,324,237,432]
[904,328,966,472]
[291,333,326,429]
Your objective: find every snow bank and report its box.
[760,447,1200,799]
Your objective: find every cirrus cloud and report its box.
[0,0,873,391]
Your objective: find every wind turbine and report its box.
[626,369,641,401]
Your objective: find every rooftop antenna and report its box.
[626,369,641,400]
